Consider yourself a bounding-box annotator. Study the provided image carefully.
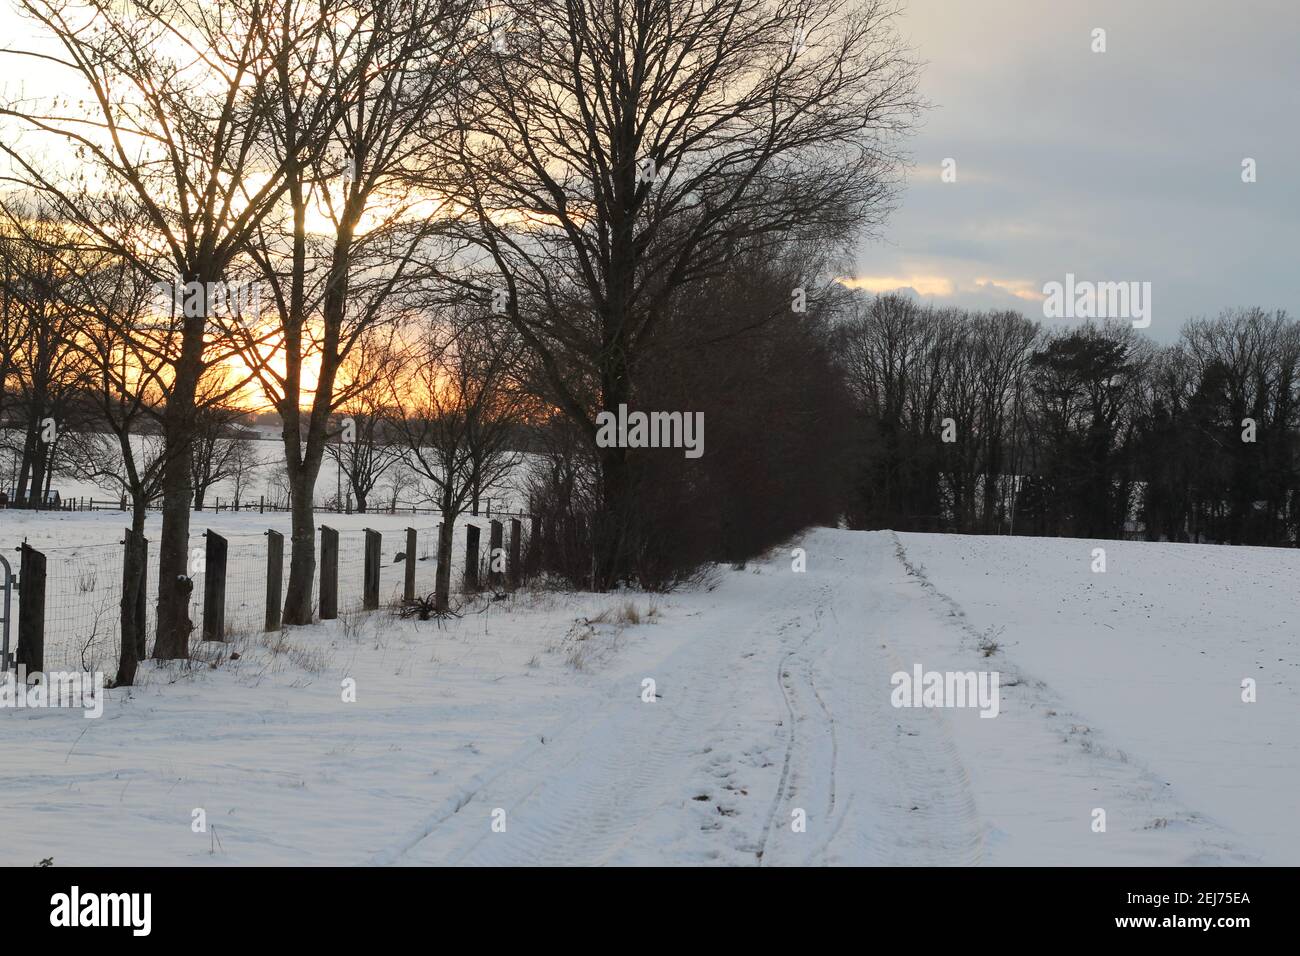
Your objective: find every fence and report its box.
[0,493,516,518]
[3,513,543,675]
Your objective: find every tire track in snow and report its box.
[757,615,815,864]
[448,639,744,867]
[757,602,839,866]
[402,567,815,866]
[382,530,989,866]
[886,531,1258,864]
[756,536,986,866]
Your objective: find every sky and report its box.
[855,0,1300,341]
[2,1,1297,345]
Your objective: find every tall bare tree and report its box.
[386,319,525,610]
[441,0,920,586]
[0,203,89,507]
[1,0,351,657]
[58,254,169,686]
[229,0,476,624]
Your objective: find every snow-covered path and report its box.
[1,527,1287,865]
[395,530,987,866]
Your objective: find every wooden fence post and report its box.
[16,543,46,673]
[202,530,228,642]
[404,528,416,603]
[120,530,148,661]
[265,530,283,632]
[509,518,522,587]
[319,525,339,620]
[489,519,504,588]
[464,523,480,591]
[363,528,381,610]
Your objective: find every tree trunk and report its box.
[41,441,56,504]
[14,398,41,506]
[593,330,635,590]
[30,447,45,507]
[281,207,351,623]
[152,431,195,659]
[152,278,206,660]
[282,469,320,626]
[595,442,632,590]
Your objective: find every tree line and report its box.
[838,294,1300,547]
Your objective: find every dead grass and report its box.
[256,629,330,673]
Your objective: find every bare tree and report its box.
[838,293,947,528]
[971,312,1039,531]
[383,458,417,513]
[58,252,168,686]
[0,227,22,444]
[1,0,350,657]
[189,398,251,511]
[325,389,404,514]
[225,430,261,510]
[386,320,524,610]
[0,203,89,507]
[440,0,920,586]
[229,0,477,624]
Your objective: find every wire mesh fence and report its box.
[38,541,127,673]
[412,525,440,598]
[215,532,276,638]
[7,514,537,673]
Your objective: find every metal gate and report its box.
[0,553,12,670]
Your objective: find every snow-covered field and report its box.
[2,431,534,510]
[0,523,1295,866]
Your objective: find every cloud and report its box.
[861,0,1300,342]
[972,277,1043,303]
[839,275,1044,311]
[838,275,955,297]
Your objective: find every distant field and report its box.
[0,429,532,513]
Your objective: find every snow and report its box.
[891,531,1296,865]
[0,523,1293,865]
